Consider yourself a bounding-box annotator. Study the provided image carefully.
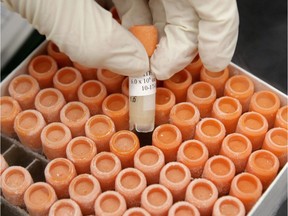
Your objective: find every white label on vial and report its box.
[129,71,156,96]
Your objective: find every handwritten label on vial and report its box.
[129,71,156,96]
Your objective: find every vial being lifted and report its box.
[129,25,158,133]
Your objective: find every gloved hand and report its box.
[1,0,149,77]
[114,0,239,80]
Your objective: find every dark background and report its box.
[1,1,287,214]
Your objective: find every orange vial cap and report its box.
[94,191,127,216]
[48,199,82,216]
[34,88,66,123]
[123,207,151,216]
[1,166,33,206]
[47,41,72,68]
[0,96,21,137]
[211,96,242,134]
[274,105,288,129]
[121,77,129,97]
[69,174,102,215]
[184,54,203,82]
[245,149,279,190]
[24,182,57,216]
[90,152,122,191]
[194,118,226,156]
[28,55,58,88]
[159,162,191,202]
[141,184,173,216]
[85,115,116,153]
[168,201,200,216]
[115,168,147,208]
[97,69,125,94]
[134,145,165,185]
[110,130,140,168]
[0,154,9,175]
[177,139,209,178]
[73,61,98,81]
[186,81,217,118]
[60,101,90,137]
[236,111,268,151]
[229,172,262,212]
[41,122,72,160]
[249,90,281,128]
[8,74,40,110]
[169,102,200,140]
[212,195,246,216]
[220,133,252,174]
[66,136,97,174]
[224,75,254,112]
[200,67,229,97]
[155,87,176,126]
[14,109,46,151]
[152,124,182,163]
[77,80,107,115]
[102,93,129,131]
[163,69,192,103]
[44,158,77,198]
[185,178,218,216]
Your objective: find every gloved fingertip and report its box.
[200,56,231,73]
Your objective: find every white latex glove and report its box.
[1,0,149,77]
[114,0,239,80]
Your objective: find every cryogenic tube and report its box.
[163,69,192,103]
[262,127,288,168]
[69,174,101,215]
[249,90,281,128]
[123,207,151,216]
[90,152,122,191]
[14,109,46,151]
[47,41,72,67]
[152,124,182,162]
[186,81,217,118]
[194,118,226,156]
[1,166,33,206]
[129,25,158,133]
[169,102,200,140]
[121,77,129,97]
[0,96,21,137]
[77,80,107,115]
[236,111,268,151]
[200,67,229,97]
[115,167,147,208]
[155,87,176,126]
[73,61,98,81]
[85,115,115,153]
[185,178,218,216]
[212,195,246,216]
[60,101,90,137]
[168,201,200,216]
[94,191,127,216]
[134,145,165,185]
[245,149,279,190]
[66,136,97,174]
[211,96,242,134]
[97,69,125,94]
[219,133,252,173]
[141,184,173,216]
[24,182,57,216]
[224,75,254,112]
[177,139,209,178]
[102,93,129,131]
[53,67,83,102]
[159,162,191,202]
[0,154,9,175]
[34,88,66,123]
[109,130,140,168]
[229,172,262,212]
[28,54,58,88]
[274,105,288,129]
[49,199,82,216]
[44,158,77,198]
[8,74,40,110]
[41,122,72,160]
[202,155,236,196]
[184,54,203,82]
